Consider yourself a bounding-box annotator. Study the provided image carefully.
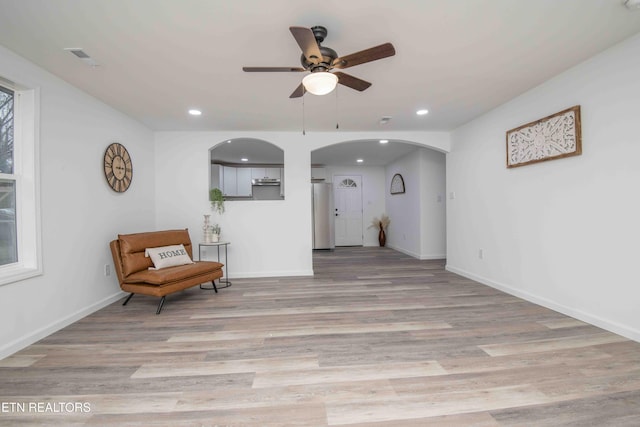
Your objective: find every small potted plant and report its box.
[211,224,221,242]
[209,188,225,214]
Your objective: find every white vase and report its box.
[203,215,211,242]
[211,234,219,243]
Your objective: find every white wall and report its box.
[0,45,155,358]
[155,132,314,278]
[154,131,449,278]
[385,147,446,259]
[386,150,421,255]
[325,166,386,247]
[447,33,640,341]
[419,149,447,258]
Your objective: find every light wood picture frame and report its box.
[506,105,582,168]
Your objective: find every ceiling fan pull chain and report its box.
[302,86,306,135]
[335,85,339,130]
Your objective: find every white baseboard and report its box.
[231,269,314,279]
[446,264,640,343]
[419,254,447,261]
[386,244,445,260]
[0,291,127,360]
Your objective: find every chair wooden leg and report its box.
[123,293,134,306]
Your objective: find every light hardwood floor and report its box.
[1,247,640,426]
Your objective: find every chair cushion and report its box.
[119,229,193,277]
[123,261,224,285]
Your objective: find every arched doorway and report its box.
[311,139,446,258]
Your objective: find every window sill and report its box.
[0,264,43,286]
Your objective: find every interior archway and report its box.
[310,139,446,260]
[209,138,285,201]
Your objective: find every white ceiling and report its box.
[1,0,639,164]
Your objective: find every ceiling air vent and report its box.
[67,48,90,59]
[64,48,99,67]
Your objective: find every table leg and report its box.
[217,244,232,288]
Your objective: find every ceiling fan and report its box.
[242,26,395,98]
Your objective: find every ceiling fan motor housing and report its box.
[311,26,327,42]
[298,25,338,72]
[300,46,338,72]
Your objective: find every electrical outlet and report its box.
[449,192,456,200]
[104,264,111,276]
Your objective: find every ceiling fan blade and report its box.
[332,43,396,69]
[334,72,372,92]
[290,26,323,65]
[243,66,306,72]
[289,83,305,98]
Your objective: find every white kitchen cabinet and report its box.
[311,167,326,180]
[222,166,252,197]
[210,164,221,190]
[236,168,252,197]
[222,166,237,196]
[280,168,284,197]
[251,167,281,180]
[251,168,264,180]
[265,168,281,179]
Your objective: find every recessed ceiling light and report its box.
[416,109,429,116]
[241,158,249,162]
[188,109,202,116]
[227,140,232,143]
[356,159,364,163]
[379,139,389,144]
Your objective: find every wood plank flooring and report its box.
[1,247,640,426]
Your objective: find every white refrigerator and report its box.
[311,183,335,250]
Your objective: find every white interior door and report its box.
[333,175,363,246]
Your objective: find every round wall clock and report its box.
[103,142,133,192]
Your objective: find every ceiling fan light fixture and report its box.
[624,0,640,10]
[302,72,338,95]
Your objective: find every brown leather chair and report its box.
[110,229,224,314]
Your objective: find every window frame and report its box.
[0,78,42,286]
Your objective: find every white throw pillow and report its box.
[145,244,194,270]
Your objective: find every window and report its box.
[339,178,358,188]
[0,86,17,265]
[0,78,41,285]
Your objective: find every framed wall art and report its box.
[506,105,581,168]
[390,173,405,194]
